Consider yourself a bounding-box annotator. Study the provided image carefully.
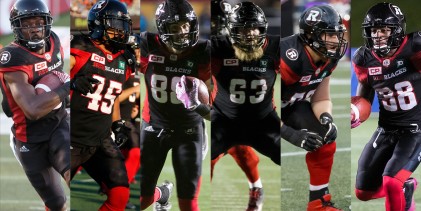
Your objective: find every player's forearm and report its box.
[21,92,63,120]
[311,100,333,120]
[118,85,140,102]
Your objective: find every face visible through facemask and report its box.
[370,26,391,50]
[168,21,191,47]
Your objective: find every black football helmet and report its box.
[156,0,199,53]
[211,0,231,36]
[362,3,406,57]
[299,5,347,60]
[88,0,132,49]
[9,0,53,51]
[227,2,267,52]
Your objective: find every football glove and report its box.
[70,74,100,95]
[320,112,337,144]
[281,124,324,151]
[176,75,201,110]
[111,120,131,147]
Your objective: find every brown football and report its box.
[35,73,63,94]
[351,96,371,122]
[185,76,209,105]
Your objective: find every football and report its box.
[184,76,209,105]
[351,96,371,123]
[35,73,63,109]
[35,73,63,94]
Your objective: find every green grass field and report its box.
[351,114,421,211]
[281,61,352,211]
[0,134,71,210]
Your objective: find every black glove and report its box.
[320,112,337,144]
[70,75,100,95]
[111,120,131,147]
[281,124,324,151]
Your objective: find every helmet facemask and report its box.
[11,14,52,52]
[363,25,404,57]
[102,15,132,50]
[229,23,267,52]
[159,18,199,53]
[309,28,348,59]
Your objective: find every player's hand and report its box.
[176,75,201,110]
[111,120,131,147]
[320,112,337,144]
[281,124,324,151]
[51,71,70,83]
[70,74,100,95]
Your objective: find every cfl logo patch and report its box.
[224,59,239,66]
[149,55,165,63]
[368,67,382,75]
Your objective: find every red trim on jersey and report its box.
[280,59,300,85]
[140,56,149,74]
[371,36,408,63]
[210,75,218,105]
[352,62,369,85]
[70,48,91,78]
[0,73,27,142]
[410,50,421,72]
[90,39,123,62]
[0,65,34,82]
[303,47,330,76]
[142,90,151,123]
[10,36,56,60]
[198,63,210,82]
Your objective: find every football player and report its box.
[70,0,134,210]
[280,4,347,211]
[0,0,70,210]
[210,1,266,210]
[210,2,281,210]
[138,0,210,210]
[352,3,421,211]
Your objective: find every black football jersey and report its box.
[0,32,67,143]
[120,74,139,121]
[281,34,338,109]
[211,35,280,120]
[353,32,421,128]
[71,34,132,146]
[139,32,210,128]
